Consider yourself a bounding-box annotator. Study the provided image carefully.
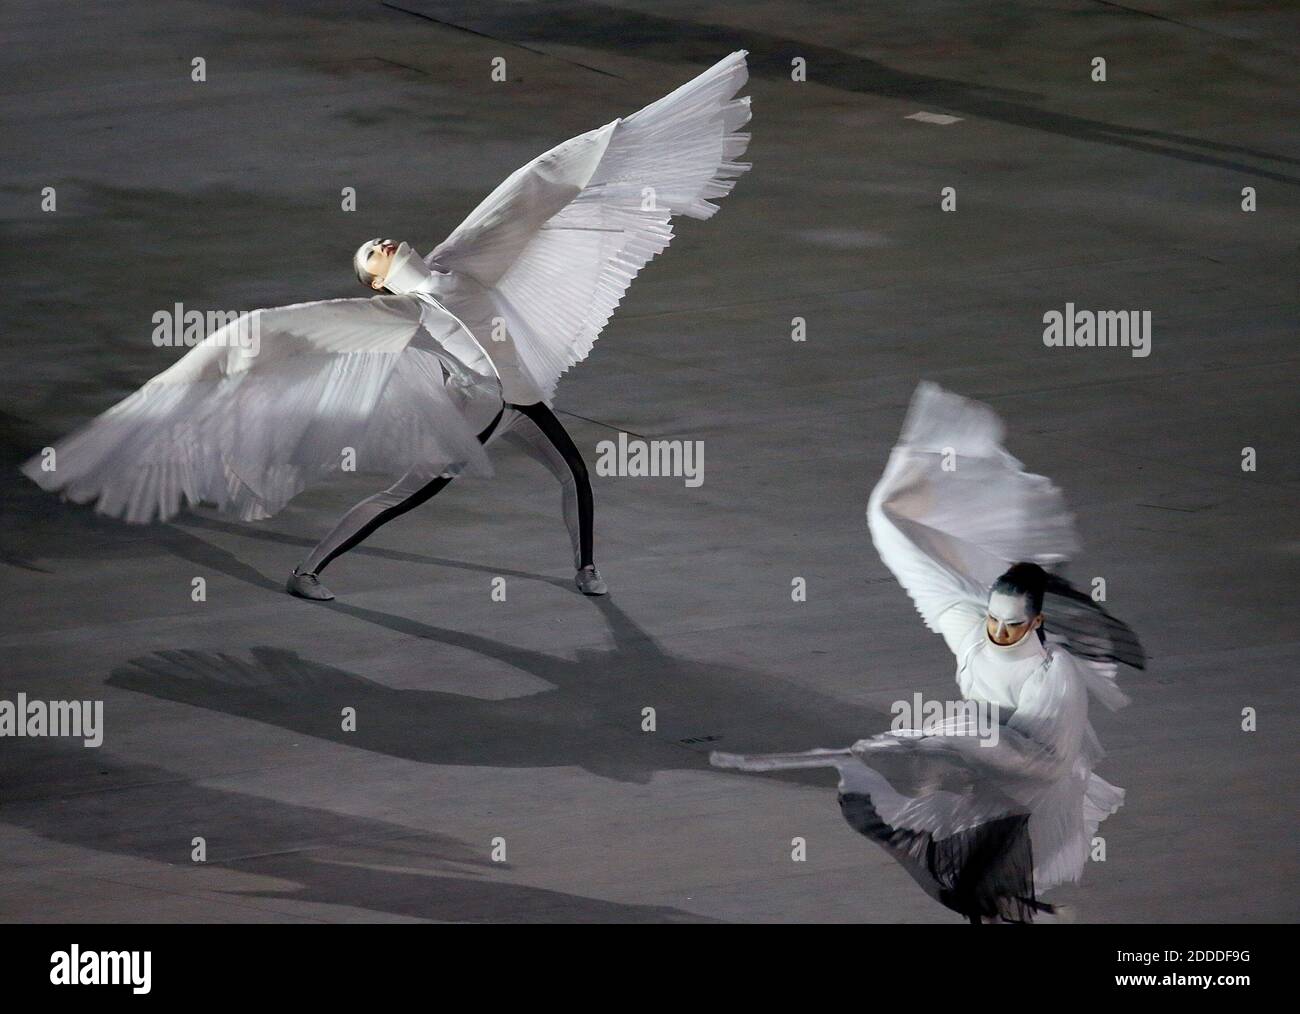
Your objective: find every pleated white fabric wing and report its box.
[427,50,752,402]
[22,295,495,523]
[712,742,1029,849]
[867,381,1132,709]
[867,381,1081,634]
[862,383,1132,890]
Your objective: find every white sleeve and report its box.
[866,443,992,654]
[935,601,988,656]
[867,382,1083,652]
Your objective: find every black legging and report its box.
[297,402,593,576]
[511,401,595,569]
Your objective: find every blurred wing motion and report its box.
[429,50,752,402]
[22,295,495,523]
[709,748,854,772]
[868,382,1142,699]
[868,381,1080,630]
[711,739,1025,833]
[712,742,1048,921]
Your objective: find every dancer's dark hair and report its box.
[993,561,1145,669]
[992,562,1048,615]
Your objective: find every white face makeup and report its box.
[354,238,400,287]
[986,590,1034,644]
[354,237,378,268]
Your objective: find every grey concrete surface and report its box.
[1,0,1296,922]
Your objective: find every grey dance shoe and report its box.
[575,565,608,596]
[286,569,335,601]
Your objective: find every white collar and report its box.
[983,626,1047,663]
[382,242,434,295]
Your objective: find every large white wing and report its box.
[867,382,1081,633]
[867,382,1140,703]
[428,50,752,402]
[22,295,495,523]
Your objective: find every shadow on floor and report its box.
[1,744,711,922]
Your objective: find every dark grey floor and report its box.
[1,0,1296,922]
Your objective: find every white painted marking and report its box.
[906,111,963,125]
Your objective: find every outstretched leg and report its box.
[286,408,503,600]
[505,401,604,594]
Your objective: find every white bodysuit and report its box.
[382,241,545,412]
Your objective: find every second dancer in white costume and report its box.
[22,53,752,601]
[712,383,1144,922]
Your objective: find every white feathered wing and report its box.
[867,381,1131,709]
[426,50,752,403]
[22,295,497,523]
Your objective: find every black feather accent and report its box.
[840,792,1053,924]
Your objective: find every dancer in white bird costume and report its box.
[23,52,752,601]
[713,383,1144,923]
